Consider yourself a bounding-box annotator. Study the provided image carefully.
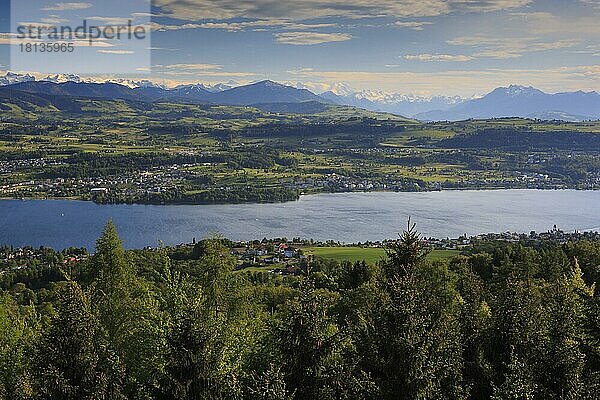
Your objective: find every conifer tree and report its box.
[375,221,464,399]
[492,350,537,400]
[34,281,125,400]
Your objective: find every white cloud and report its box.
[393,21,432,30]
[572,44,600,56]
[153,0,531,22]
[87,17,132,25]
[152,20,337,33]
[511,11,600,36]
[148,46,180,51]
[42,2,93,11]
[448,35,579,59]
[286,65,600,96]
[40,16,70,24]
[287,68,316,74]
[151,63,259,78]
[580,0,600,7]
[160,63,223,71]
[274,32,352,45]
[403,53,474,62]
[97,49,135,54]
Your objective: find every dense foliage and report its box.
[439,128,600,151]
[3,96,600,207]
[2,221,600,399]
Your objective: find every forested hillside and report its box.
[1,221,600,399]
[2,86,600,205]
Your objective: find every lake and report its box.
[1,190,600,250]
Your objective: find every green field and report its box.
[2,92,600,205]
[305,247,460,264]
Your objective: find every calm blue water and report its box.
[1,190,599,250]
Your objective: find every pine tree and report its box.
[276,279,374,400]
[488,279,545,395]
[492,350,537,400]
[34,281,125,400]
[89,220,134,296]
[384,218,429,277]
[0,294,39,400]
[88,221,165,398]
[539,260,592,399]
[375,221,464,399]
[451,257,493,399]
[160,239,256,400]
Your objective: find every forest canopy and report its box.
[1,221,600,399]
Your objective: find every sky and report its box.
[1,0,600,96]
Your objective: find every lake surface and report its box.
[1,190,600,250]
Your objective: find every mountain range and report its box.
[416,85,600,122]
[320,90,465,117]
[1,79,329,108]
[0,72,598,121]
[0,72,36,86]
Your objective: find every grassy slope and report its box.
[305,247,460,264]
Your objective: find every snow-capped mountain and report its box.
[320,89,466,117]
[209,81,238,92]
[106,79,167,89]
[175,81,239,93]
[284,80,467,116]
[0,72,36,86]
[0,72,168,89]
[0,73,464,117]
[416,85,600,121]
[2,73,598,121]
[44,75,168,89]
[43,74,84,84]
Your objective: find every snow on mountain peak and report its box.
[0,72,36,85]
[43,74,84,84]
[495,85,542,97]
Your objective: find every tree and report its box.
[538,261,592,399]
[193,239,238,318]
[34,281,125,400]
[487,278,545,395]
[161,294,234,400]
[243,364,292,400]
[88,220,134,296]
[276,279,374,400]
[492,350,537,400]
[373,221,464,399]
[384,218,429,277]
[87,221,165,399]
[160,239,258,400]
[451,257,493,399]
[0,294,39,400]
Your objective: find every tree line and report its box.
[1,221,600,399]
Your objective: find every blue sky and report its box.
[1,0,600,96]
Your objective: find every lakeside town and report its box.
[4,227,600,284]
[2,152,599,204]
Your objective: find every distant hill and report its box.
[0,89,84,113]
[438,128,600,151]
[2,79,332,107]
[320,90,464,117]
[214,80,327,105]
[252,101,330,114]
[9,81,144,102]
[526,111,593,123]
[416,85,600,121]
[6,77,595,122]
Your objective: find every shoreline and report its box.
[1,186,598,206]
[2,189,600,250]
